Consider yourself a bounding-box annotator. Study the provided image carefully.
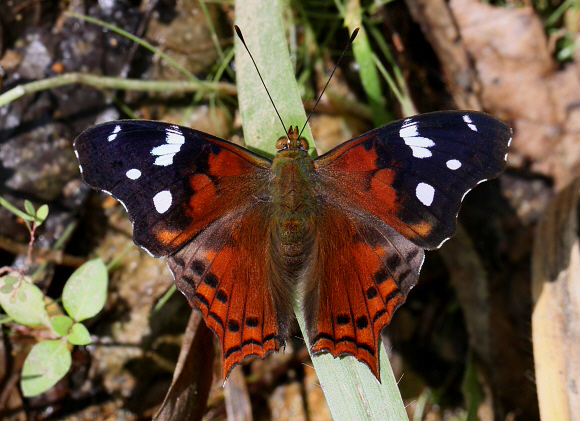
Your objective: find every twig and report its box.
[0,74,237,107]
[0,235,87,268]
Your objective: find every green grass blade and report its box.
[235,0,311,156]
[234,1,408,420]
[345,0,391,125]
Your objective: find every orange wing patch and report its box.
[168,204,291,379]
[144,139,271,256]
[304,204,424,377]
[315,134,440,249]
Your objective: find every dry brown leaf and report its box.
[154,310,215,421]
[532,177,580,420]
[0,329,27,421]
[404,0,482,110]
[225,365,253,421]
[451,0,580,188]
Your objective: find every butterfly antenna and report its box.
[299,27,359,138]
[234,25,287,134]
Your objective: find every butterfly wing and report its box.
[74,120,272,257]
[304,204,424,377]
[307,111,511,375]
[314,110,511,249]
[74,120,288,379]
[168,203,294,379]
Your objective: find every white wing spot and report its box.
[504,152,509,161]
[463,115,477,131]
[400,120,435,158]
[446,159,462,170]
[107,125,122,142]
[416,182,435,206]
[126,168,141,180]
[153,190,172,214]
[151,126,185,166]
[508,136,512,146]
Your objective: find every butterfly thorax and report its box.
[270,141,316,246]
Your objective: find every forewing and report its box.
[314,111,511,249]
[304,204,424,377]
[168,204,292,380]
[74,120,272,256]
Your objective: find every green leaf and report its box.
[0,196,36,221]
[234,2,407,420]
[20,339,72,397]
[0,274,51,327]
[24,200,36,217]
[4,276,18,286]
[62,258,108,322]
[51,315,74,336]
[36,204,49,223]
[0,285,13,294]
[68,322,91,345]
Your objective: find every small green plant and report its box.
[0,197,108,397]
[541,0,580,62]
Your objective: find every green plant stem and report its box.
[365,23,415,116]
[0,74,236,108]
[106,242,137,271]
[151,284,177,315]
[31,220,78,280]
[372,55,415,117]
[199,0,225,59]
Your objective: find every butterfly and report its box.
[74,110,511,380]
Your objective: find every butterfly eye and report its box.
[276,137,288,150]
[300,137,309,151]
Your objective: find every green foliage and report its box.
[63,258,108,322]
[20,339,72,397]
[0,197,109,396]
[51,315,74,336]
[290,0,412,122]
[0,196,49,226]
[0,274,51,326]
[5,259,109,397]
[461,350,482,421]
[539,0,580,62]
[36,204,49,223]
[68,323,92,345]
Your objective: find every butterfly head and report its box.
[276,126,309,152]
